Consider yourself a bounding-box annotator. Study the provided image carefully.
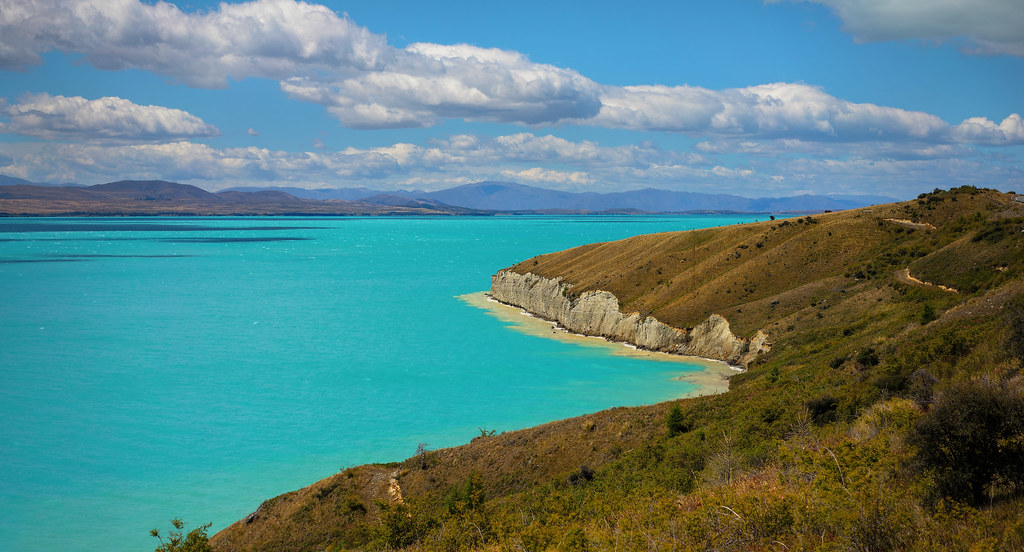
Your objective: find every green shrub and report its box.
[150,519,212,552]
[375,502,435,549]
[567,466,595,485]
[919,303,938,325]
[857,348,880,367]
[909,377,1024,505]
[805,395,839,424]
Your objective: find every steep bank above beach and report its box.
[489,270,769,366]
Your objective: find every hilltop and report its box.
[211,187,1024,551]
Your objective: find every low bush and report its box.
[909,376,1024,505]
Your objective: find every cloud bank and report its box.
[2,132,1020,198]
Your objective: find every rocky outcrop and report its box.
[490,270,770,367]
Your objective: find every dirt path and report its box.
[898,267,958,293]
[884,218,937,230]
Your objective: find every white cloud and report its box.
[711,165,755,178]
[592,82,957,141]
[281,43,601,128]
[592,83,1024,147]
[0,93,220,142]
[778,0,1024,56]
[500,167,592,185]
[246,128,259,136]
[0,0,389,87]
[951,114,1024,145]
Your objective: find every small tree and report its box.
[150,518,213,552]
[666,403,690,436]
[416,442,430,470]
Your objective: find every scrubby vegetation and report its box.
[151,519,212,552]
[212,188,1024,551]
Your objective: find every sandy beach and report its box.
[458,291,738,398]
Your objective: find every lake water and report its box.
[0,215,758,551]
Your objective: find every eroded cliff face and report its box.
[490,270,770,367]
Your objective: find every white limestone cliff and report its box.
[490,270,770,367]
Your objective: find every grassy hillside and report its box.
[211,187,1024,552]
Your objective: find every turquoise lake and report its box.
[0,215,759,551]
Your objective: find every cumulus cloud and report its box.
[500,167,592,185]
[280,43,601,128]
[951,114,1024,145]
[779,0,1024,56]
[590,83,1024,146]
[0,0,389,87]
[594,83,947,140]
[0,93,220,142]
[246,128,259,136]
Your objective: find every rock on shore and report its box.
[490,270,770,367]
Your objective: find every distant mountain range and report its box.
[225,181,897,213]
[0,179,477,216]
[0,176,898,216]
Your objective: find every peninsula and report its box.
[211,186,1024,551]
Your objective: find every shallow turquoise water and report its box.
[0,215,758,551]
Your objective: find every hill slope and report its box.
[211,187,1024,552]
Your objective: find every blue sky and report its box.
[0,0,1022,198]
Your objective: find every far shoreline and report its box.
[458,291,738,398]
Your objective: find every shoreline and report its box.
[458,291,739,398]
